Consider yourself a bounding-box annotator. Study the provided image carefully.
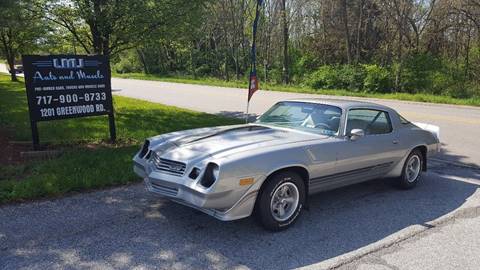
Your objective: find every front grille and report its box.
[151,152,186,176]
[150,181,178,197]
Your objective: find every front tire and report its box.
[255,171,305,231]
[398,149,423,189]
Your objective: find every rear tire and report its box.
[254,171,305,231]
[398,149,423,189]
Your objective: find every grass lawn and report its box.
[114,72,480,107]
[0,75,241,204]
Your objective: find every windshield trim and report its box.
[256,101,343,136]
[253,123,333,137]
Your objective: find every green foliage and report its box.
[395,53,479,98]
[40,0,205,56]
[338,65,366,90]
[305,65,339,89]
[363,64,392,93]
[305,65,366,91]
[112,50,143,74]
[401,53,442,93]
[0,0,46,81]
[295,53,320,79]
[302,53,478,99]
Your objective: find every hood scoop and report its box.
[175,125,272,146]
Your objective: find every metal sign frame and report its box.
[22,55,116,150]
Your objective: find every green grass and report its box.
[114,72,480,107]
[0,74,241,204]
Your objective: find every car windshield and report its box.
[256,101,342,135]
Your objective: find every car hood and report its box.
[151,124,323,163]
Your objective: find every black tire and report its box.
[397,149,423,189]
[254,171,306,231]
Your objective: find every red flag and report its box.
[248,72,259,102]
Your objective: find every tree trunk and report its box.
[321,3,328,64]
[395,29,404,92]
[234,48,240,80]
[340,0,352,65]
[0,31,17,82]
[137,48,149,74]
[224,53,230,81]
[355,0,364,64]
[465,27,471,79]
[281,0,289,84]
[7,56,17,82]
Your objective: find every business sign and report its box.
[22,55,116,149]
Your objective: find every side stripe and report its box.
[310,162,393,184]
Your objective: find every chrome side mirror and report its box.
[349,129,365,140]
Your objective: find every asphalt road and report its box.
[111,77,480,168]
[1,67,480,269]
[1,162,479,269]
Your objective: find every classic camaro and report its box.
[133,99,440,231]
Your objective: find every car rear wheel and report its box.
[254,171,305,231]
[398,149,423,189]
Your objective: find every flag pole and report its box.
[245,101,250,123]
[246,0,262,124]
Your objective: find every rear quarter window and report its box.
[399,114,411,124]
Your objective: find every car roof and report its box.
[284,98,394,111]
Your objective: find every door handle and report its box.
[392,140,399,144]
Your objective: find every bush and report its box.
[112,52,143,74]
[305,66,339,89]
[338,65,366,90]
[363,64,392,93]
[429,70,455,95]
[305,65,366,91]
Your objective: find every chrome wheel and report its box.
[270,182,299,222]
[406,155,421,183]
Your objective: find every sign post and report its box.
[22,55,116,150]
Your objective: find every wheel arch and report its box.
[254,165,310,211]
[264,165,310,188]
[412,145,428,171]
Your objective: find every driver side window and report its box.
[346,109,392,135]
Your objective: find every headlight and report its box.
[212,165,219,180]
[139,140,150,158]
[200,163,219,188]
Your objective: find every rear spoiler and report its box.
[413,122,440,141]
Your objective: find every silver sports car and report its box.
[133,99,440,231]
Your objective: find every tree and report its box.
[15,0,478,97]
[0,0,44,81]
[32,0,204,56]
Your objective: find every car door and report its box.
[323,108,400,189]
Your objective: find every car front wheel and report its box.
[255,171,305,231]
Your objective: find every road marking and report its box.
[402,111,480,125]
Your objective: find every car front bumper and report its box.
[133,154,260,221]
